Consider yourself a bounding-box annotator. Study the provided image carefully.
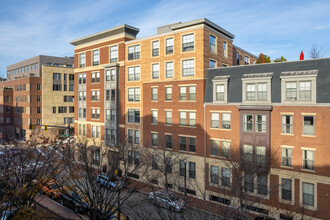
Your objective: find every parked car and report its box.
[149,190,185,212]
[60,190,89,213]
[41,180,67,199]
[96,174,125,190]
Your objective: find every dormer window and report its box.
[212,75,230,104]
[242,72,273,104]
[281,70,317,104]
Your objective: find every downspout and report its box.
[203,103,207,200]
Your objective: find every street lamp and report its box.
[184,158,187,203]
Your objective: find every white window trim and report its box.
[278,175,295,205]
[299,180,317,211]
[242,76,272,104]
[280,74,317,104]
[212,76,229,104]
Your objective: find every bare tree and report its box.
[0,132,63,217]
[59,132,151,219]
[309,43,324,59]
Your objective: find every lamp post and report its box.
[184,158,187,203]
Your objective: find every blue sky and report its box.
[1,0,330,77]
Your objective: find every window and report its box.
[246,84,255,100]
[257,175,268,195]
[152,41,159,56]
[58,107,67,113]
[6,117,10,124]
[221,141,231,158]
[128,129,133,144]
[222,113,231,129]
[106,90,110,101]
[179,112,186,125]
[244,56,250,65]
[257,83,267,100]
[210,35,216,53]
[282,148,292,167]
[37,84,41,91]
[182,59,194,76]
[215,84,224,101]
[282,115,293,134]
[302,182,314,207]
[166,38,173,54]
[211,113,219,128]
[256,146,266,164]
[151,87,158,101]
[91,72,100,83]
[244,173,254,192]
[236,52,240,65]
[179,136,186,151]
[210,140,219,156]
[128,109,140,123]
[165,157,172,173]
[165,61,174,78]
[79,108,86,118]
[128,66,140,81]
[78,73,86,84]
[182,34,194,52]
[255,114,266,132]
[281,178,292,201]
[152,155,158,169]
[210,166,219,184]
[128,45,140,60]
[165,111,172,125]
[188,137,196,152]
[151,110,158,124]
[79,53,85,68]
[189,86,196,100]
[91,108,100,119]
[188,162,196,179]
[78,91,86,101]
[53,73,61,91]
[91,90,100,101]
[152,63,159,79]
[92,50,99,65]
[110,45,118,63]
[243,145,253,162]
[222,168,231,187]
[223,41,227,57]
[303,116,314,135]
[179,160,186,176]
[128,88,140,102]
[299,81,311,100]
[151,133,158,146]
[135,130,140,144]
[243,114,253,131]
[5,107,10,113]
[210,60,216,68]
[165,87,172,100]
[69,106,74,113]
[188,112,196,126]
[165,135,172,149]
[302,150,314,170]
[106,69,116,81]
[92,148,100,165]
[286,82,297,100]
[179,87,186,100]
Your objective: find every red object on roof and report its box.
[300,51,304,60]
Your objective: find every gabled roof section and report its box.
[70,24,139,46]
[158,18,234,39]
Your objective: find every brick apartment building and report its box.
[205,58,330,219]
[0,55,75,140]
[70,16,258,209]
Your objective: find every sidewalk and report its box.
[34,194,88,220]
